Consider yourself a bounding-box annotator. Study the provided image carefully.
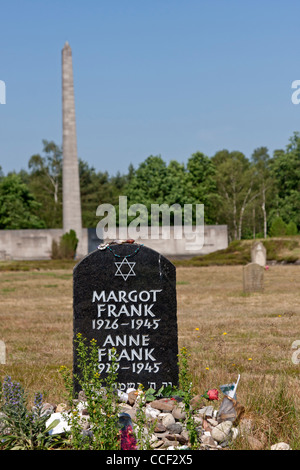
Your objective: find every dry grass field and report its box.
[0,263,299,448]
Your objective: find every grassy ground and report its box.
[0,262,299,449]
[176,265,300,448]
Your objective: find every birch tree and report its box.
[28,140,62,227]
[212,150,258,240]
[251,146,273,238]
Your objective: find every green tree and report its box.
[185,152,219,224]
[251,146,274,238]
[164,160,187,206]
[28,140,62,228]
[269,132,300,231]
[0,174,45,229]
[286,221,298,235]
[126,156,170,226]
[79,159,109,228]
[79,159,129,228]
[126,155,169,207]
[269,216,287,237]
[212,150,258,240]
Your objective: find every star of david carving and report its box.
[114,257,136,281]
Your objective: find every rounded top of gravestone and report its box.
[73,242,176,297]
[252,240,265,248]
[251,241,266,266]
[74,242,175,273]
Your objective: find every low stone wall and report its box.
[0,229,88,260]
[137,225,228,258]
[0,225,228,260]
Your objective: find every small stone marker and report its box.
[73,243,179,394]
[251,241,266,267]
[0,340,6,364]
[243,262,264,293]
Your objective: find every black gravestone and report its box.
[73,243,179,394]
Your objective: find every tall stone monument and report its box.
[62,41,83,255]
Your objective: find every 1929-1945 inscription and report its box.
[73,243,179,394]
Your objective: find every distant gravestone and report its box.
[0,340,6,364]
[251,241,266,267]
[243,263,264,293]
[73,243,179,394]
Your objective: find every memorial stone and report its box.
[243,262,264,293]
[73,242,179,394]
[251,241,266,267]
[0,340,6,364]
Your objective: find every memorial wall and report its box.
[0,225,228,260]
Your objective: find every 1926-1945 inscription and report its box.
[73,243,179,394]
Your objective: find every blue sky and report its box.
[1,0,300,176]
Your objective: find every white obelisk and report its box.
[62,41,83,256]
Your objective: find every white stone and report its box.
[0,340,5,364]
[198,405,214,418]
[193,416,203,424]
[158,412,170,419]
[271,442,291,450]
[149,434,158,444]
[46,412,71,435]
[161,413,176,428]
[231,427,239,440]
[207,418,218,426]
[201,434,217,446]
[117,390,128,403]
[75,401,88,412]
[211,420,233,443]
[145,405,161,419]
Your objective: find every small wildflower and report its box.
[223,332,227,335]
[248,358,252,361]
[34,392,43,408]
[205,367,210,371]
[195,328,199,331]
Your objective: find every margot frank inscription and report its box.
[73,242,179,393]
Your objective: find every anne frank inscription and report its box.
[73,243,179,393]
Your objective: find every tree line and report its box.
[0,132,299,241]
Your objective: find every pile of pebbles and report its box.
[120,391,238,450]
[45,389,243,450]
